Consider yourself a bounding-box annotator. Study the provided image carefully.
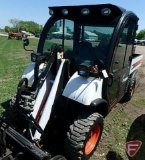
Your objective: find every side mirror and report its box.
[23,38,34,52]
[23,38,29,46]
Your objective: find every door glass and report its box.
[108,19,137,104]
[64,20,74,51]
[42,19,74,54]
[112,27,128,72]
[112,19,137,72]
[124,20,136,66]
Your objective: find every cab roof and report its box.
[49,4,127,25]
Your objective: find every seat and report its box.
[92,38,110,62]
[98,38,110,47]
[51,44,64,75]
[76,41,93,64]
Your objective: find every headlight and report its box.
[78,62,91,77]
[62,9,68,15]
[81,8,90,15]
[49,9,54,16]
[31,53,41,62]
[101,8,111,16]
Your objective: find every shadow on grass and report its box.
[0,99,18,125]
[126,114,145,160]
[106,151,123,160]
[1,99,11,110]
[0,99,11,115]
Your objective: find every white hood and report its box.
[63,72,103,105]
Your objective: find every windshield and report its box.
[43,20,74,54]
[42,19,115,65]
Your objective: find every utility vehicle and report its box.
[0,4,143,160]
[136,37,145,45]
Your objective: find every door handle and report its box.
[115,61,119,64]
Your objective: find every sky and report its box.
[0,0,145,32]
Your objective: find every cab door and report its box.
[107,19,137,106]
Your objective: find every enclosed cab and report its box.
[36,4,142,108]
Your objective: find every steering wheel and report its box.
[94,59,106,70]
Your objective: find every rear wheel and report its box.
[65,112,103,160]
[121,77,136,102]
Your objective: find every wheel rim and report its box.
[85,124,101,155]
[131,83,135,96]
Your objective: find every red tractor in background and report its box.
[8,32,23,40]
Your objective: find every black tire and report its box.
[65,112,103,160]
[121,77,136,103]
[50,155,67,160]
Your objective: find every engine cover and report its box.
[63,72,103,105]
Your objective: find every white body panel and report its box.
[32,72,54,119]
[63,72,103,105]
[22,63,45,83]
[130,54,143,74]
[34,59,65,139]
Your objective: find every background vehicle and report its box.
[0,4,143,160]
[8,32,22,40]
[64,34,73,40]
[136,37,145,45]
[134,38,138,44]
[35,33,40,38]
[85,38,96,42]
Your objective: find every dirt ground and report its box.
[91,45,145,160]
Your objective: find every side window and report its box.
[43,19,63,54]
[64,20,74,52]
[112,19,137,72]
[63,20,74,59]
[112,27,128,72]
[124,20,136,66]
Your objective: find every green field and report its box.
[0,36,39,114]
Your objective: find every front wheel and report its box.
[50,155,67,160]
[65,112,103,160]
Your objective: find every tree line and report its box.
[136,29,145,39]
[4,18,145,39]
[4,18,43,35]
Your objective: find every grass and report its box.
[94,106,132,160]
[0,36,39,114]
[131,98,145,108]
